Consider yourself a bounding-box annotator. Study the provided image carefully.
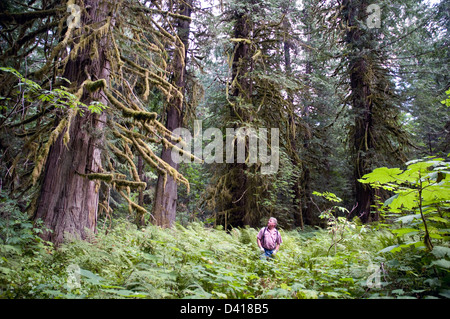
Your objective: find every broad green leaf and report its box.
[379,244,401,253]
[339,277,355,284]
[391,289,404,295]
[431,259,450,269]
[79,269,104,284]
[424,278,441,287]
[428,216,450,224]
[395,214,421,224]
[312,191,342,202]
[390,191,417,210]
[1,244,23,254]
[439,290,450,299]
[431,246,450,258]
[429,233,445,239]
[423,186,450,202]
[384,194,398,206]
[392,228,419,236]
[408,160,443,172]
[360,167,403,184]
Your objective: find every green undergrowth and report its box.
[1,213,449,299]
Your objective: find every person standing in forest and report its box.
[257,217,282,259]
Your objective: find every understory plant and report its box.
[358,156,450,298]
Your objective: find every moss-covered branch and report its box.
[0,8,62,24]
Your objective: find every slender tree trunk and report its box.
[33,0,111,246]
[153,0,192,228]
[283,14,303,229]
[136,155,146,226]
[300,9,314,227]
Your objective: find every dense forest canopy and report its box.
[0,0,449,300]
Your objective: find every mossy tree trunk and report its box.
[33,0,111,245]
[343,0,375,223]
[343,0,385,223]
[225,10,254,228]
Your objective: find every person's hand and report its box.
[260,247,265,253]
[273,250,278,255]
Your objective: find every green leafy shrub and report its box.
[359,156,450,298]
[0,192,55,298]
[0,66,108,114]
[359,156,450,251]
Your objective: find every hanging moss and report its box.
[104,89,157,122]
[122,108,158,122]
[108,142,140,181]
[119,189,149,216]
[30,117,69,185]
[113,179,146,189]
[1,0,195,230]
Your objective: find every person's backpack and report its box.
[259,227,278,248]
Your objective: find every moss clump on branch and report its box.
[104,89,158,122]
[83,172,114,183]
[78,171,146,191]
[84,79,107,92]
[113,179,147,189]
[122,108,158,122]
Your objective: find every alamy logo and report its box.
[67,4,81,29]
[171,120,279,174]
[66,264,81,290]
[366,261,383,289]
[366,4,381,29]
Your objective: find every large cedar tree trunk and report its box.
[33,0,111,245]
[153,0,192,227]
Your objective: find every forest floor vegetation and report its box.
[1,207,449,299]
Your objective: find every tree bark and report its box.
[153,0,192,228]
[33,0,111,246]
[153,107,182,227]
[283,14,304,229]
[343,0,375,223]
[136,155,146,226]
[226,10,253,228]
